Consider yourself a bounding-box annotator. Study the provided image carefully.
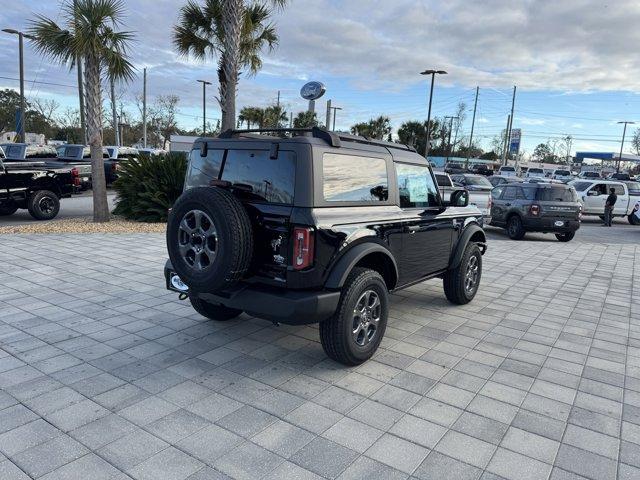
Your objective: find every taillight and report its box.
[71,167,80,186]
[488,195,492,210]
[529,204,540,216]
[293,227,314,270]
[578,205,583,220]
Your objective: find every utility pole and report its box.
[502,86,517,165]
[276,90,280,108]
[142,67,147,148]
[196,79,212,135]
[110,78,119,146]
[289,111,293,128]
[325,99,331,129]
[2,29,35,143]
[617,121,635,173]
[466,86,479,169]
[444,116,458,162]
[420,69,447,158]
[501,114,511,165]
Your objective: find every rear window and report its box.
[464,175,492,187]
[500,166,515,172]
[536,186,577,202]
[223,149,296,204]
[528,168,544,174]
[435,174,452,187]
[626,182,640,194]
[554,170,570,175]
[185,148,296,204]
[323,153,388,202]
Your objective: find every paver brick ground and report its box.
[0,233,639,479]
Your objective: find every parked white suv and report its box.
[525,167,546,179]
[569,179,638,224]
[552,169,572,182]
[498,166,517,177]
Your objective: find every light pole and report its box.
[330,106,342,131]
[420,69,447,158]
[196,80,212,135]
[617,121,635,173]
[3,28,36,143]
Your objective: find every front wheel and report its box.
[629,214,640,226]
[555,232,575,242]
[319,268,388,366]
[27,190,60,220]
[507,215,525,240]
[443,243,482,305]
[189,296,242,321]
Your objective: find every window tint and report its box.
[221,149,296,204]
[611,184,626,195]
[185,149,224,189]
[571,181,592,192]
[492,186,504,199]
[520,186,536,200]
[500,166,515,172]
[554,170,571,176]
[528,168,544,174]
[502,186,517,200]
[464,175,492,187]
[323,154,388,202]
[435,174,452,187]
[396,163,440,208]
[5,145,23,158]
[536,186,577,202]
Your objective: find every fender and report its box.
[325,243,399,290]
[449,223,486,270]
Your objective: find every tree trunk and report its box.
[84,52,109,223]
[221,0,242,131]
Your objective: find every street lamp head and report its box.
[618,121,636,124]
[420,69,447,75]
[2,28,19,35]
[196,79,212,85]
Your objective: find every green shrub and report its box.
[112,152,188,222]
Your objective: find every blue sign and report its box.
[300,81,326,101]
[509,128,521,154]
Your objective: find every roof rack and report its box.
[218,127,340,147]
[217,126,415,152]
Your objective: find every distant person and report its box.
[604,187,617,227]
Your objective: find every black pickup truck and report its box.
[0,157,79,220]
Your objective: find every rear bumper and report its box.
[523,217,580,233]
[164,260,340,325]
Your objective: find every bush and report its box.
[112,152,187,222]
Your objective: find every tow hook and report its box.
[178,293,188,301]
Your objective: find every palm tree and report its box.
[29,0,135,222]
[351,116,392,140]
[173,0,285,131]
[293,111,318,128]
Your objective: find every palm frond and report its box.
[27,15,77,65]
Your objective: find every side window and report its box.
[396,163,440,208]
[222,149,296,204]
[521,187,536,200]
[323,153,388,202]
[492,186,504,199]
[5,145,21,158]
[613,184,625,195]
[185,148,224,189]
[502,186,517,200]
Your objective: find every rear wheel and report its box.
[27,190,60,220]
[555,232,575,242]
[319,268,388,366]
[443,243,482,305]
[0,204,18,216]
[506,215,525,240]
[189,296,242,321]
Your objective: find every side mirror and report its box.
[450,190,469,207]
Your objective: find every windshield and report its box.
[571,181,592,192]
[536,186,577,202]
[464,175,492,187]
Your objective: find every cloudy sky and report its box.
[1,0,640,156]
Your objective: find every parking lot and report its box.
[0,230,638,480]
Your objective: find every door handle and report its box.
[408,226,421,234]
[504,203,511,206]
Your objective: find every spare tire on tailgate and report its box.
[167,187,253,292]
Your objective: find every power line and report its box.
[0,75,76,89]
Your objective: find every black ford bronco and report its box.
[165,128,487,365]
[0,157,79,220]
